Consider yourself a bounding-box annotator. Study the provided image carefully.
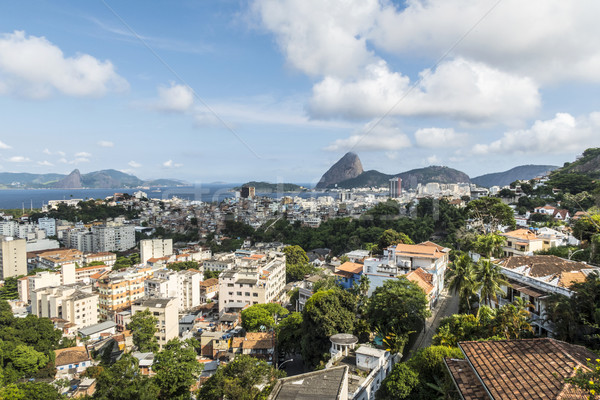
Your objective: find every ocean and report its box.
[0,184,333,209]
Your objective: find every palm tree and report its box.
[474,259,508,306]
[495,297,532,339]
[474,232,506,259]
[446,253,477,311]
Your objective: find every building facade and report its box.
[0,236,27,279]
[140,239,173,264]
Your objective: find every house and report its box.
[231,331,277,364]
[534,205,570,221]
[445,338,596,399]
[493,255,600,335]
[405,268,435,309]
[500,229,544,257]
[78,321,118,342]
[334,261,363,290]
[55,346,92,379]
[268,366,349,400]
[200,278,219,302]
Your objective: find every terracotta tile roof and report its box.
[501,229,541,241]
[200,278,219,287]
[55,346,90,366]
[242,332,275,350]
[394,243,445,259]
[444,358,490,400]
[406,268,434,295]
[337,261,363,275]
[419,241,447,252]
[452,338,596,400]
[559,271,587,288]
[499,256,592,284]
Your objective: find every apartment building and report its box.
[19,263,75,302]
[92,225,135,252]
[31,283,99,329]
[218,252,286,313]
[0,236,27,279]
[131,297,178,349]
[64,229,94,253]
[203,252,236,273]
[84,252,117,267]
[144,268,202,312]
[140,239,173,264]
[500,229,544,257]
[97,267,153,320]
[33,248,84,270]
[37,217,56,237]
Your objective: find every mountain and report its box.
[316,152,364,189]
[555,148,600,178]
[471,165,558,188]
[333,165,471,189]
[54,169,82,189]
[0,169,188,189]
[397,166,471,190]
[80,169,144,188]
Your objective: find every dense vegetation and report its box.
[29,200,139,223]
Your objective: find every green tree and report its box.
[197,355,283,400]
[473,232,506,259]
[277,312,303,356]
[154,339,202,400]
[376,229,413,254]
[167,261,199,272]
[283,245,315,282]
[9,345,49,377]
[376,363,419,400]
[241,307,275,332]
[128,309,158,353]
[0,277,20,300]
[301,289,356,367]
[446,253,477,312]
[283,245,309,265]
[0,382,65,400]
[474,259,508,306]
[466,197,516,233]
[367,278,431,346]
[493,297,532,339]
[93,353,159,400]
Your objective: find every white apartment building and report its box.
[38,217,56,237]
[92,225,136,253]
[31,283,99,329]
[0,236,27,279]
[19,263,76,302]
[218,252,286,313]
[131,297,178,349]
[203,253,236,273]
[140,239,173,264]
[144,268,202,312]
[65,229,94,253]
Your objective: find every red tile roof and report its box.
[337,261,363,275]
[449,338,596,400]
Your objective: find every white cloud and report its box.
[7,156,30,162]
[369,0,600,84]
[252,0,378,78]
[72,157,90,164]
[75,152,92,158]
[58,157,68,164]
[128,160,141,168]
[414,128,469,148]
[325,119,412,151]
[0,140,11,149]
[309,58,539,123]
[156,83,195,112]
[42,148,51,155]
[473,112,600,155]
[37,160,53,166]
[162,159,182,168]
[0,30,128,98]
[57,151,65,157]
[97,141,114,148]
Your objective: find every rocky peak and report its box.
[316,152,364,189]
[54,169,82,189]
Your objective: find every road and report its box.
[407,288,460,357]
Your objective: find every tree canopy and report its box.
[128,309,159,353]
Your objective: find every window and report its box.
[253,293,258,297]
[245,292,250,296]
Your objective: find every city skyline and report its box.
[1,1,600,184]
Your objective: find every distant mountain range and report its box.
[471,165,558,188]
[316,153,559,189]
[0,169,187,189]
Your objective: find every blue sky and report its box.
[1,0,600,184]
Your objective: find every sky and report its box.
[1,0,600,185]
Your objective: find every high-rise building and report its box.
[38,217,56,237]
[389,177,402,198]
[31,283,99,329]
[0,236,27,279]
[241,185,255,199]
[140,239,173,264]
[131,297,178,349]
[92,225,135,253]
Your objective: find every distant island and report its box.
[0,169,188,190]
[234,181,307,193]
